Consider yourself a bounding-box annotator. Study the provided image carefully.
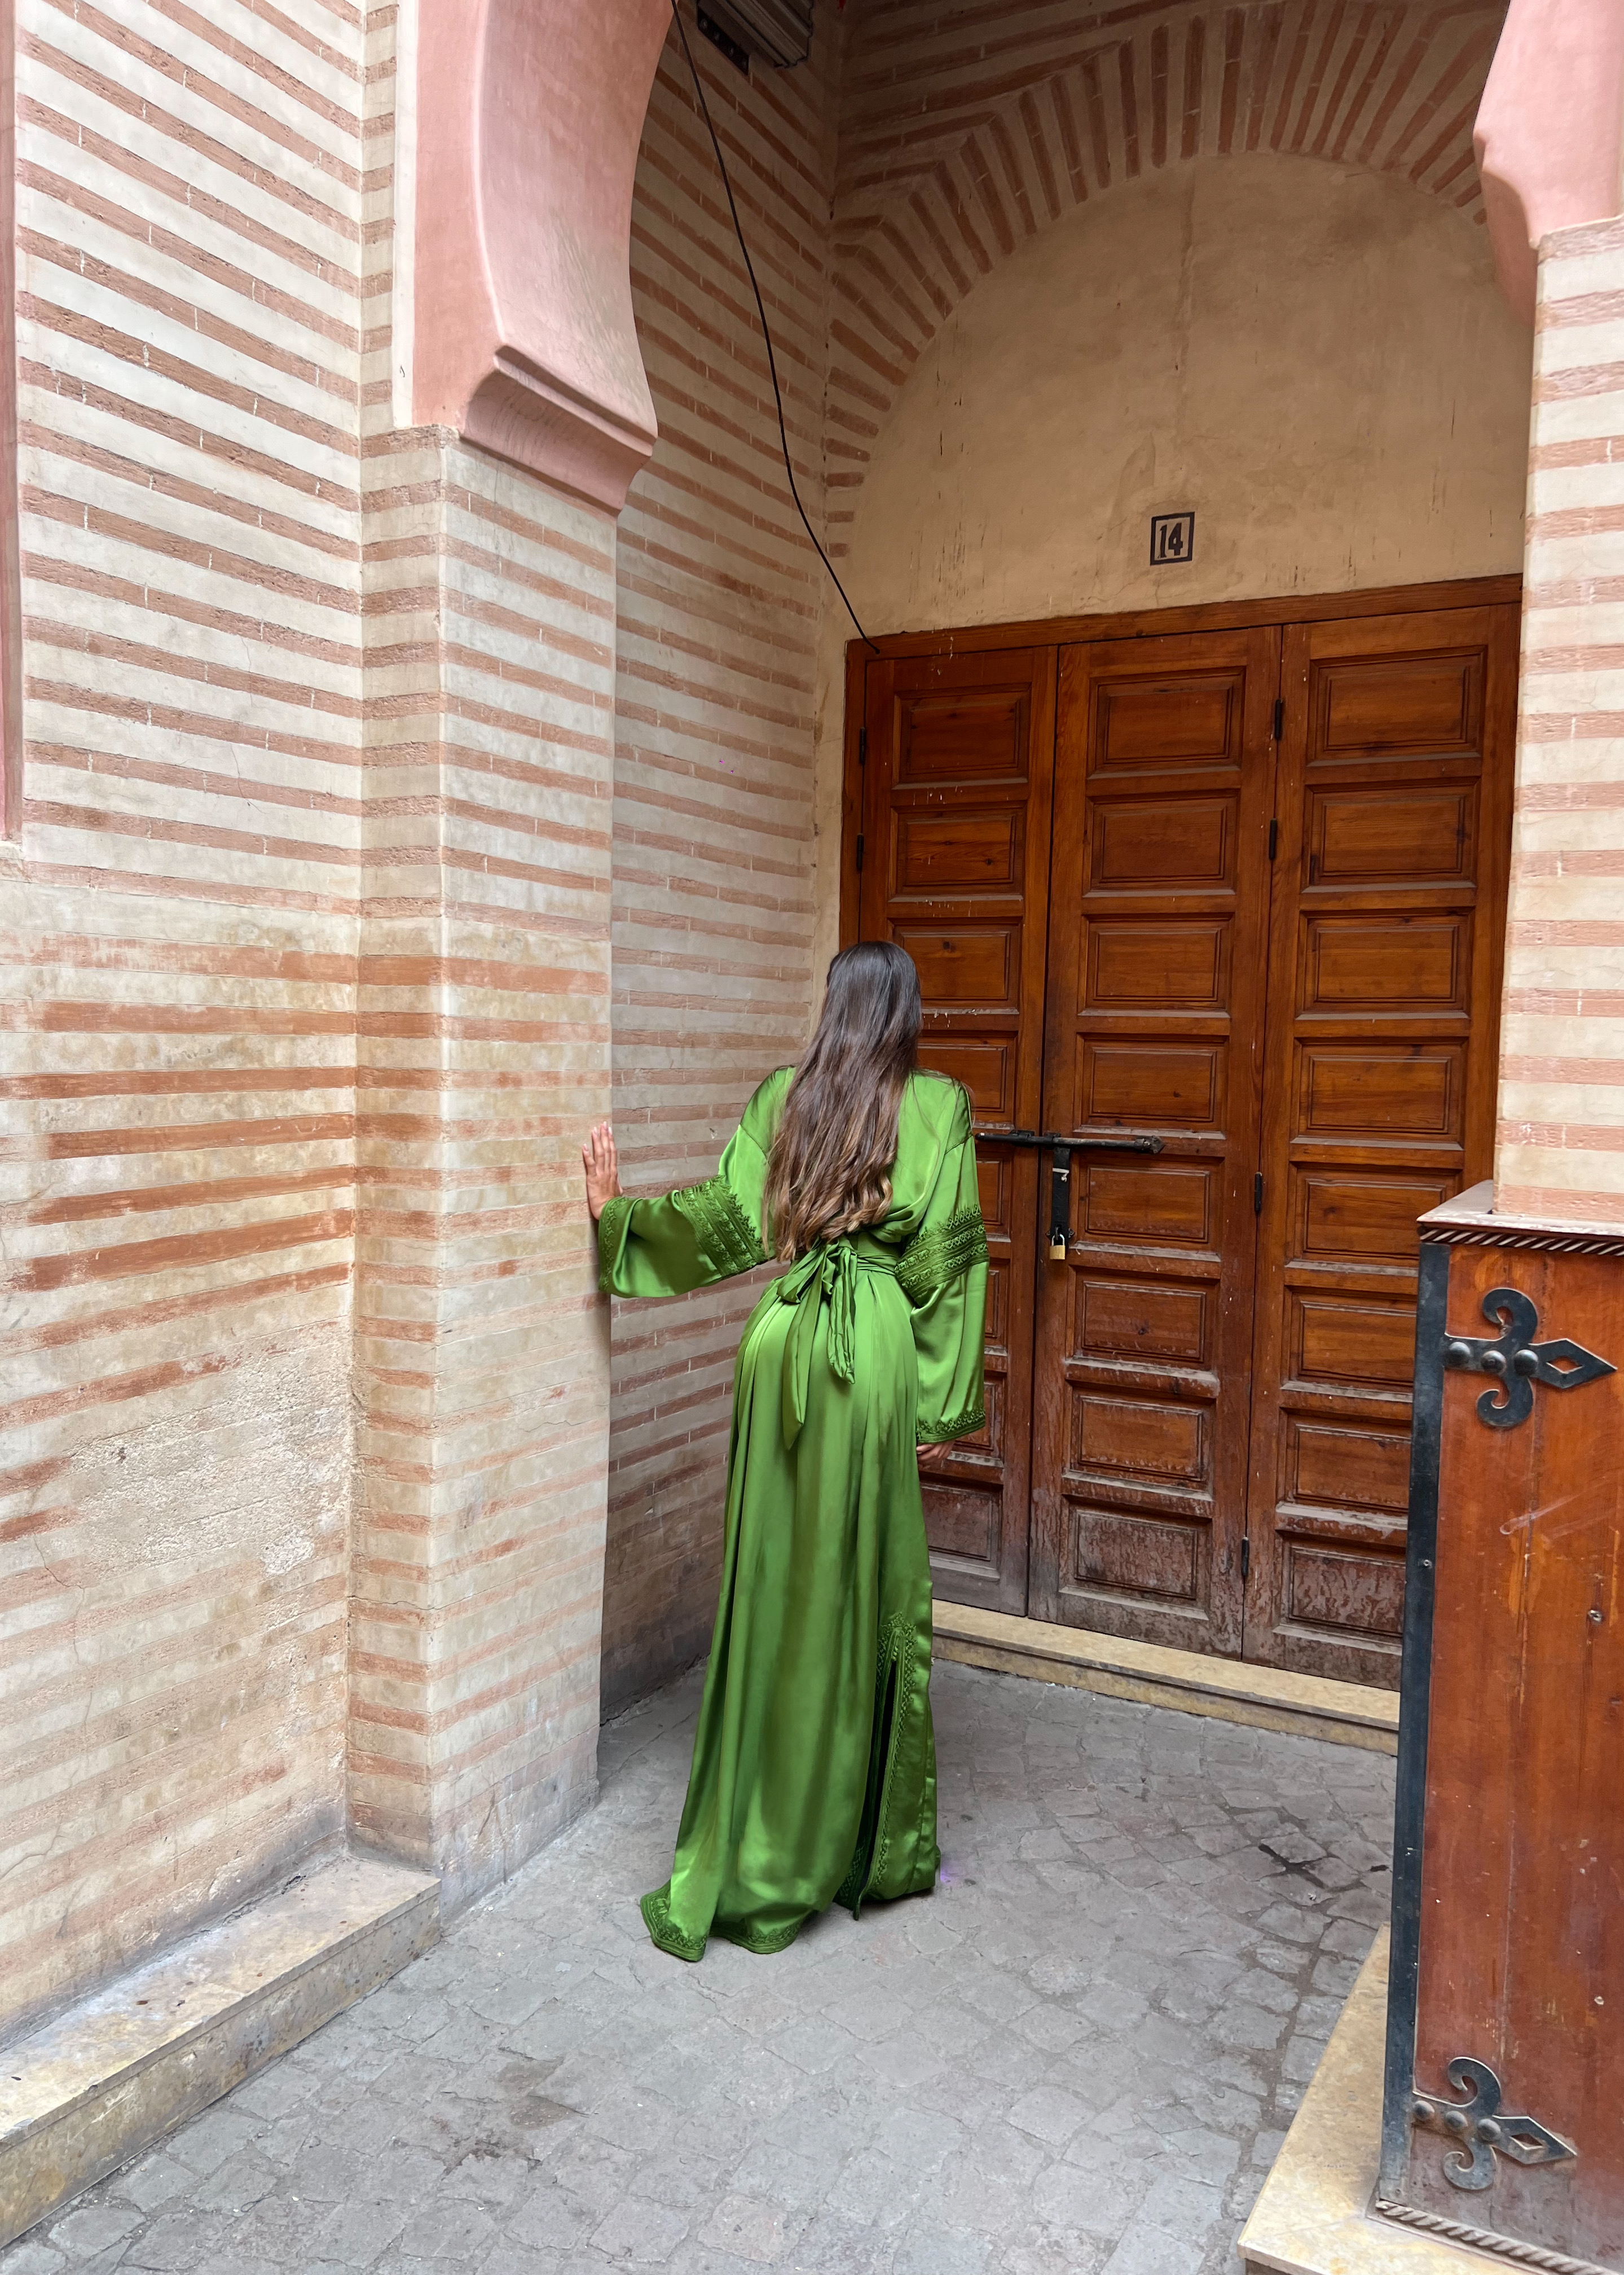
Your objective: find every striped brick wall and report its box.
[350,430,616,1900]
[828,0,1509,557]
[0,0,363,2032]
[1496,213,1624,1228]
[340,3,619,1905]
[600,16,840,1714]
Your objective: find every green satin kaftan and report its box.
[597,1068,988,1961]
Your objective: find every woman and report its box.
[582,942,987,1961]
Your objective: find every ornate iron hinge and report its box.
[1443,1288,1614,1431]
[1412,2060,1577,2192]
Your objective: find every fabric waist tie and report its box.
[776,1238,897,1449]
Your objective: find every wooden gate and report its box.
[845,579,1518,1687]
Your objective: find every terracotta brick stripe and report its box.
[34,1114,354,1160]
[218,0,361,81]
[32,998,352,1035]
[27,682,357,768]
[19,855,361,918]
[21,296,358,459]
[1515,710,1624,744]
[26,565,359,678]
[1533,360,1624,405]
[1512,853,1624,881]
[58,0,362,144]
[21,228,357,400]
[0,930,351,981]
[28,623,360,719]
[1502,1057,1624,1086]
[19,360,360,510]
[1514,780,1624,811]
[21,28,361,238]
[1496,1121,1624,1153]
[21,98,361,292]
[12,1162,356,1228]
[1541,287,1624,331]
[1507,920,1624,946]
[1526,504,1624,541]
[21,162,360,350]
[22,491,357,617]
[1522,645,1624,674]
[0,1066,353,1100]
[1504,990,1624,1017]
[23,425,358,562]
[7,1209,352,1292]
[24,797,358,871]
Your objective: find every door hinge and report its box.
[1444,1287,1615,1431]
[858,727,868,766]
[1240,1536,1251,1582]
[1409,2059,1577,2192]
[1273,697,1284,740]
[855,834,864,872]
[1253,1171,1264,1215]
[1267,818,1278,862]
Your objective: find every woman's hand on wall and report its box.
[917,1443,947,1463]
[582,1122,621,1221]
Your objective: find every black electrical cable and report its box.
[668,0,880,654]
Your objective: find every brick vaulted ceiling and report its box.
[827,0,1513,555]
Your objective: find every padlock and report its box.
[1049,1233,1067,1261]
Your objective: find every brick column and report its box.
[348,432,615,1905]
[1497,214,1624,1228]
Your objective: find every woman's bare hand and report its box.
[582,1122,621,1221]
[917,1442,948,1463]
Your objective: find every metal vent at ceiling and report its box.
[698,0,813,68]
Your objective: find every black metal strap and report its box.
[970,1130,1163,1255]
[971,1129,1163,1154]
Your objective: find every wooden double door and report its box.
[847,587,1517,1686]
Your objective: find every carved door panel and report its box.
[858,648,1057,1614]
[1240,608,1519,1684]
[1027,631,1280,1653]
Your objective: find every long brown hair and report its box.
[763,942,922,1261]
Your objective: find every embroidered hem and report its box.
[640,1883,706,1962]
[896,1204,988,1305]
[596,1195,635,1293]
[672,1175,766,1279]
[917,1403,986,1444]
[641,1882,807,1961]
[711,1913,805,1957]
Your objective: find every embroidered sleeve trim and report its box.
[896,1203,988,1306]
[917,1404,986,1444]
[596,1194,635,1293]
[671,1175,766,1280]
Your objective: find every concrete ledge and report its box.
[1240,1930,1497,2275]
[0,1852,439,2247]
[932,1602,1399,1754]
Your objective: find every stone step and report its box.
[933,1601,1401,1753]
[0,1852,438,2248]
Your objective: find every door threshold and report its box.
[932,1602,1399,1754]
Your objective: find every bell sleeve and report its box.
[896,1091,988,1443]
[596,1077,777,1299]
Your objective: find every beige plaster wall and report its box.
[812,153,1533,970]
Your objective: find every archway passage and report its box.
[847,579,1518,1690]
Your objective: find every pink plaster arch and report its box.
[1476,0,1624,325]
[412,0,673,512]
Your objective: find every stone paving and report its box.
[5,1659,1396,2275]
